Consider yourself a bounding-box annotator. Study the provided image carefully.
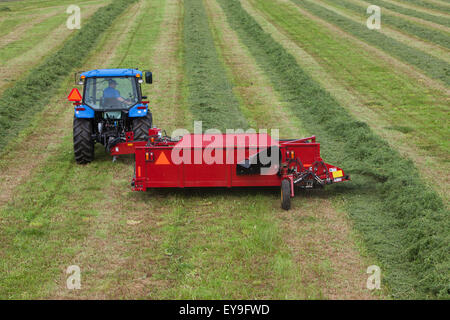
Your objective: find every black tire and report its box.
[281,179,291,210]
[73,118,94,164]
[132,112,153,141]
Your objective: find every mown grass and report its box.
[0,13,67,62]
[356,0,450,27]
[0,18,22,38]
[183,0,247,130]
[323,0,450,49]
[113,0,165,69]
[252,0,449,159]
[0,136,112,298]
[152,188,312,299]
[290,0,449,85]
[397,0,450,13]
[0,0,137,151]
[0,0,98,12]
[218,0,449,298]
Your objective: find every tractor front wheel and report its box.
[73,118,94,164]
[281,179,291,210]
[132,112,153,141]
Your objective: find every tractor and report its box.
[69,68,153,164]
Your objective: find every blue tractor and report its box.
[72,68,153,164]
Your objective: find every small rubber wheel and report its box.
[281,179,291,210]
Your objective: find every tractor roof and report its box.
[80,68,143,78]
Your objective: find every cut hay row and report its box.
[326,0,449,49]
[0,0,138,151]
[250,0,449,162]
[217,0,449,298]
[0,10,59,47]
[308,0,450,64]
[183,0,247,130]
[398,0,450,13]
[361,0,450,27]
[290,0,449,85]
[0,3,106,96]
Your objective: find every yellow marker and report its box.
[332,170,343,178]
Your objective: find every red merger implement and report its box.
[131,128,350,210]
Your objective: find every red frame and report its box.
[131,131,349,196]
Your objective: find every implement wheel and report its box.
[73,118,94,164]
[132,112,153,141]
[281,179,291,210]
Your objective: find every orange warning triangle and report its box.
[68,88,82,101]
[155,152,170,165]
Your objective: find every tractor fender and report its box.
[128,104,148,118]
[74,104,94,119]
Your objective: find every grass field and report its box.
[0,0,448,299]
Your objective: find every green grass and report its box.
[322,0,450,49]
[354,0,450,27]
[0,136,111,298]
[290,0,450,85]
[0,18,22,38]
[396,0,450,13]
[0,13,68,63]
[0,0,99,12]
[218,0,449,298]
[183,0,248,130]
[151,190,308,299]
[0,0,138,151]
[251,0,448,158]
[113,0,166,68]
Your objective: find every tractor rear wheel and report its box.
[73,118,94,164]
[132,112,153,141]
[281,179,291,210]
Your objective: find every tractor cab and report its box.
[70,68,153,164]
